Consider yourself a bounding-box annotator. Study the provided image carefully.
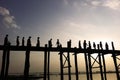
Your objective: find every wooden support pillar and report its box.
[88,51,93,80]
[102,53,107,80]
[100,42,107,80]
[1,46,7,80]
[48,39,52,80]
[59,51,64,80]
[24,47,30,80]
[98,45,104,80]
[48,50,50,80]
[67,40,71,80]
[84,52,89,80]
[44,44,47,80]
[83,40,89,80]
[4,44,10,80]
[74,48,79,80]
[111,42,119,80]
[87,41,93,80]
[67,51,71,80]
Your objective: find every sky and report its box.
[0,0,120,73]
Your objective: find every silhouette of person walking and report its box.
[56,39,60,48]
[93,42,96,49]
[4,34,8,46]
[27,36,31,47]
[105,42,109,50]
[16,36,20,46]
[22,37,25,46]
[83,40,87,49]
[100,41,103,49]
[36,37,40,47]
[67,40,71,48]
[78,40,82,49]
[48,38,52,48]
[88,41,91,48]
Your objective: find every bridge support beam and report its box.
[24,47,31,80]
[74,48,79,80]
[111,42,120,80]
[98,45,104,80]
[44,44,47,80]
[59,51,64,80]
[1,44,10,80]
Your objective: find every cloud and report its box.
[103,0,120,10]
[91,0,101,6]
[86,0,120,10]
[0,7,20,29]
[63,0,120,11]
[63,0,69,5]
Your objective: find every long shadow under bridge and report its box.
[0,35,120,80]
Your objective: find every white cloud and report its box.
[103,0,120,10]
[91,0,101,6]
[0,7,10,15]
[63,0,120,11]
[0,7,20,29]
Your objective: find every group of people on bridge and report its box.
[3,34,110,50]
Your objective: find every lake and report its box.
[38,73,117,80]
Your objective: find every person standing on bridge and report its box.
[22,37,25,46]
[105,42,109,50]
[56,39,60,48]
[36,37,40,47]
[78,40,82,49]
[4,34,8,46]
[100,41,103,49]
[16,36,20,46]
[88,41,91,49]
[48,38,52,48]
[93,42,96,49]
[83,40,87,49]
[67,39,71,48]
[27,36,31,47]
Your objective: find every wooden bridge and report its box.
[0,35,120,80]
